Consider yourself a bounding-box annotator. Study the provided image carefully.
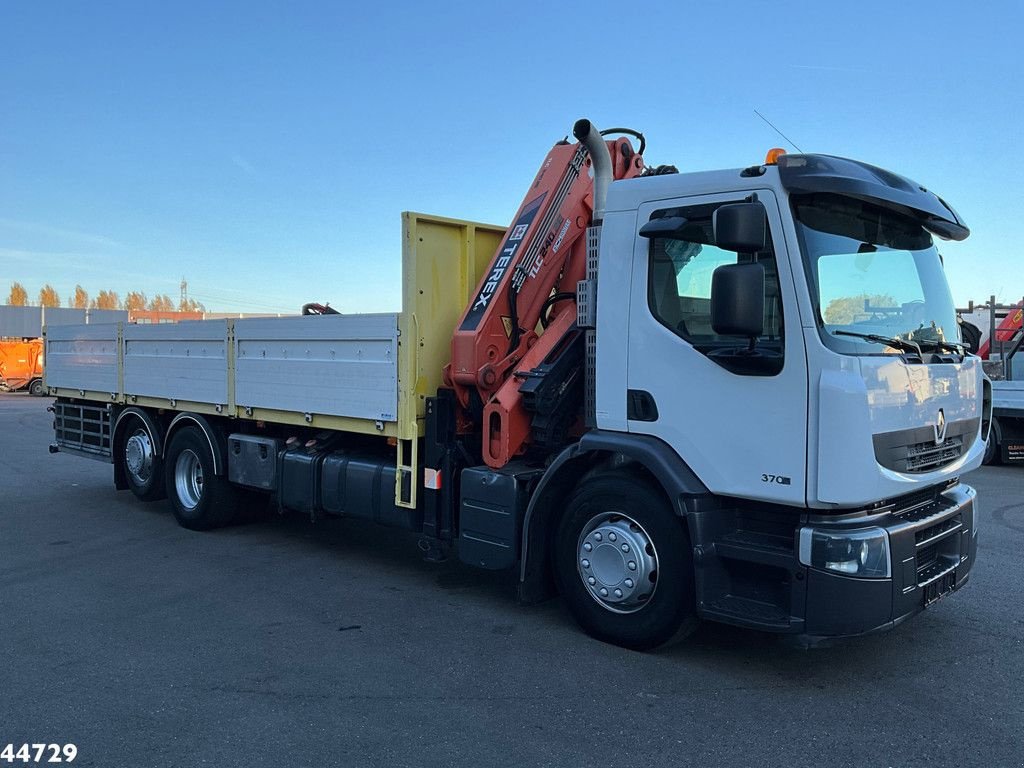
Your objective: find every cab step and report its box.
[713,530,795,569]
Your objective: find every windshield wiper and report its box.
[914,338,965,355]
[833,330,922,355]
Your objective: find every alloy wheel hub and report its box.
[125,432,153,480]
[174,449,204,510]
[577,512,658,614]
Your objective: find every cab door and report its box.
[625,190,808,505]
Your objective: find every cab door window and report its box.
[646,201,784,374]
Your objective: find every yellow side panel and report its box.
[396,212,505,439]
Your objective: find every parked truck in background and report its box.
[0,339,44,395]
[46,119,987,649]
[959,299,1024,464]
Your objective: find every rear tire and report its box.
[164,426,238,530]
[554,470,697,650]
[119,415,166,502]
[28,379,44,396]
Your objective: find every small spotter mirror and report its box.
[639,216,689,239]
[713,202,767,252]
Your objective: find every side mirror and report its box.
[639,216,689,239]
[711,263,765,337]
[713,202,767,252]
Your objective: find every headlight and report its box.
[798,526,891,578]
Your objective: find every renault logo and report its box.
[933,408,947,446]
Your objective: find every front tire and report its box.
[554,471,697,650]
[164,426,238,530]
[28,379,44,396]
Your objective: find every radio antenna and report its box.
[753,109,804,153]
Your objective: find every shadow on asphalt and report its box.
[123,491,951,675]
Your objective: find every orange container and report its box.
[0,339,44,395]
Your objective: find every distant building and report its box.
[0,304,291,338]
[129,310,204,324]
[129,310,289,324]
[0,305,128,339]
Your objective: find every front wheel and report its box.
[28,379,44,396]
[164,426,238,530]
[554,471,697,650]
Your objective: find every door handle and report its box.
[627,390,659,422]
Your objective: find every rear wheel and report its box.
[28,379,44,396]
[164,426,238,530]
[554,471,697,650]
[119,416,165,501]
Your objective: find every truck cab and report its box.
[572,152,983,639]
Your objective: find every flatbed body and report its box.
[46,213,504,506]
[993,379,1024,414]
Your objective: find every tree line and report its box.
[5,282,205,313]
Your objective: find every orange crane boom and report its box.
[445,126,644,466]
[978,301,1023,359]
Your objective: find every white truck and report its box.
[47,119,986,649]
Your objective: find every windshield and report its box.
[793,193,959,355]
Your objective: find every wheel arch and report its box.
[163,412,227,476]
[112,407,165,490]
[518,430,708,602]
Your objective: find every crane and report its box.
[445,122,645,467]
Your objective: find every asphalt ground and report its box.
[1,391,1022,768]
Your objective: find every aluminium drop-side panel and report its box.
[234,314,399,422]
[123,320,229,404]
[44,323,120,393]
[993,380,1024,414]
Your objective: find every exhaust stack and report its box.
[573,118,612,223]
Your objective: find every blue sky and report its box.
[1,0,1021,313]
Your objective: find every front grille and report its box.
[873,418,978,474]
[905,436,964,472]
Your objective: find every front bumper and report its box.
[800,483,977,639]
[695,483,977,639]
